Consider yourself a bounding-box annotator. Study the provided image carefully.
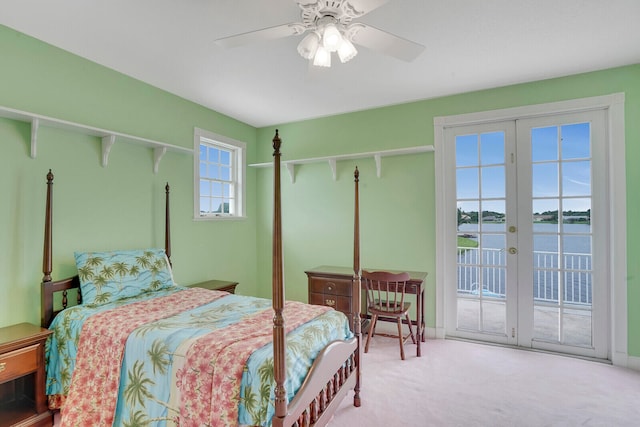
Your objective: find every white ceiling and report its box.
[2,0,639,128]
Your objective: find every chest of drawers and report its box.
[305,266,356,331]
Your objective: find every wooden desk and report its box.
[305,266,427,357]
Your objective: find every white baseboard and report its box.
[627,354,640,371]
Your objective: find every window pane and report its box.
[221,166,231,181]
[208,147,219,162]
[220,150,231,165]
[212,182,222,197]
[208,165,220,179]
[200,197,210,214]
[200,180,210,196]
[199,145,206,161]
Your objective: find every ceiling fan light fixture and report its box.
[337,37,357,63]
[313,46,331,67]
[322,23,342,52]
[297,32,320,59]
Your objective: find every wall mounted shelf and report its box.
[0,105,193,173]
[249,145,434,183]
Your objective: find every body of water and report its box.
[457,222,592,304]
[458,222,591,254]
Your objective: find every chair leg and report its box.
[365,314,377,354]
[406,314,416,344]
[397,317,405,360]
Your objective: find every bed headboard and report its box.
[40,170,172,328]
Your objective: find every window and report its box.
[194,128,246,219]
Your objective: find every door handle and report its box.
[509,247,518,254]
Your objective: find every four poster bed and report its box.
[40,130,362,427]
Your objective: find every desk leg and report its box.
[416,289,422,357]
[421,287,426,343]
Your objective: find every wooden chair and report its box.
[362,270,416,360]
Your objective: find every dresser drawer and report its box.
[309,292,352,313]
[309,277,352,296]
[0,343,39,384]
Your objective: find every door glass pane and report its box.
[531,127,558,161]
[481,166,505,198]
[561,123,591,159]
[532,163,559,197]
[456,131,506,335]
[562,198,591,233]
[457,168,479,199]
[456,134,479,166]
[481,132,504,164]
[562,161,591,196]
[481,200,506,232]
[531,123,593,348]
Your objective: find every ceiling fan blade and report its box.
[343,0,391,16]
[348,23,425,62]
[215,23,306,48]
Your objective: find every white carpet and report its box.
[330,337,640,427]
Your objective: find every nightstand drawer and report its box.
[0,343,39,384]
[309,277,352,296]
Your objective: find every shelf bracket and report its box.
[374,153,382,178]
[154,146,167,174]
[328,158,337,181]
[101,135,116,167]
[30,118,39,159]
[285,163,295,183]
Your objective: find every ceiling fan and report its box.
[214,0,425,67]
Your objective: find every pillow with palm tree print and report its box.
[74,248,176,306]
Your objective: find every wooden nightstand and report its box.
[0,323,53,427]
[189,279,238,294]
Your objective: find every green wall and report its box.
[256,64,640,357]
[0,25,259,327]
[2,23,639,359]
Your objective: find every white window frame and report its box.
[193,128,246,220]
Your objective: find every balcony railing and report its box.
[457,247,592,305]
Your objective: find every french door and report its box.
[443,109,609,359]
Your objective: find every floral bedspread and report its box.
[46,287,352,427]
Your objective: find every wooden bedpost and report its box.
[42,169,54,284]
[165,182,172,266]
[41,170,54,328]
[352,166,362,407]
[272,130,287,420]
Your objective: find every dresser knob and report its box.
[0,362,6,373]
[325,299,336,307]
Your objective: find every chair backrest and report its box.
[362,270,411,313]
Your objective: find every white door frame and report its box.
[433,93,627,366]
